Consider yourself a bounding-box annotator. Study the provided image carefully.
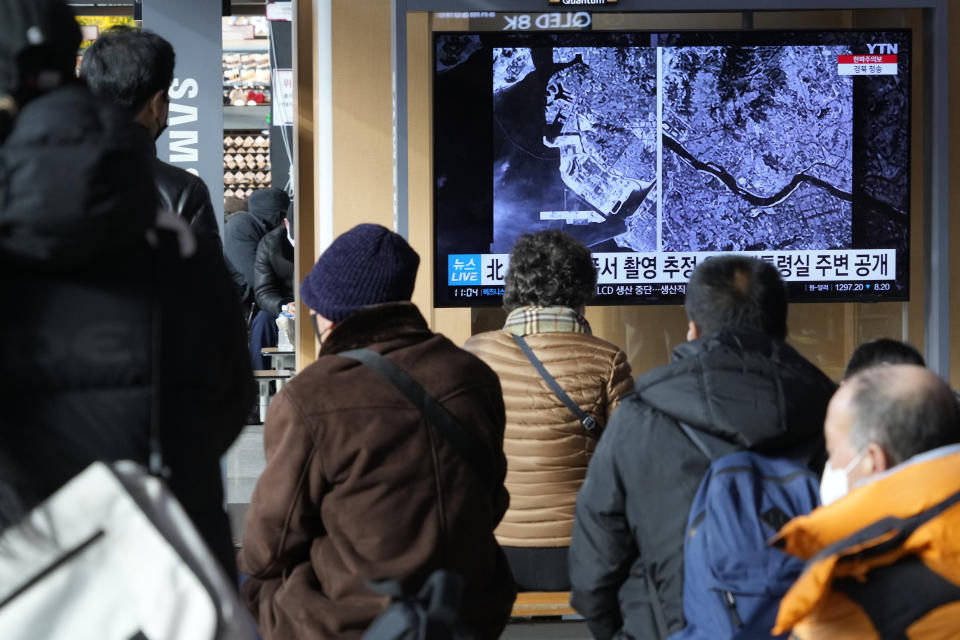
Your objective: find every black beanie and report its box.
[300,224,420,322]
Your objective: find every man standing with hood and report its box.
[241,223,516,638]
[0,0,253,580]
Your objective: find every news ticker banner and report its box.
[448,249,895,287]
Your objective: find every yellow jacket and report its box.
[773,445,960,639]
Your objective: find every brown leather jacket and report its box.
[240,302,516,639]
[464,327,633,547]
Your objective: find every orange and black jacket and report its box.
[773,445,960,639]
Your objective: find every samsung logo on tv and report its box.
[549,0,617,5]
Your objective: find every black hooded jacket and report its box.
[253,225,294,316]
[569,330,836,640]
[223,189,288,305]
[0,85,253,578]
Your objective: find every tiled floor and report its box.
[224,425,266,544]
[502,620,591,639]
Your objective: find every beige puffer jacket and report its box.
[464,329,634,547]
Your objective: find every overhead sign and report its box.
[272,69,294,127]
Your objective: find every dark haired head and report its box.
[846,365,960,466]
[843,338,925,380]
[684,255,787,340]
[80,26,174,115]
[503,230,596,312]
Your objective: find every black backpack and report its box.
[362,570,466,640]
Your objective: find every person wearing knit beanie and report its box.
[241,226,516,639]
[300,223,420,339]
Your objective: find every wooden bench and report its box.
[510,592,576,617]
[253,369,293,422]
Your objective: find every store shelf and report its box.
[223,40,270,52]
[224,105,270,130]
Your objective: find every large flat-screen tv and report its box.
[433,29,910,306]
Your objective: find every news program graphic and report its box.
[838,43,899,75]
[434,30,911,306]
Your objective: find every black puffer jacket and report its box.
[154,156,221,252]
[569,330,836,640]
[224,189,288,305]
[253,225,294,316]
[0,84,253,579]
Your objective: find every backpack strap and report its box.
[340,348,497,491]
[645,570,669,639]
[677,421,739,461]
[511,334,599,435]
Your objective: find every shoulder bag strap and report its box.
[677,421,739,462]
[339,348,496,490]
[148,229,176,479]
[511,334,598,435]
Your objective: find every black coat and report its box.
[154,156,221,252]
[569,330,836,640]
[253,225,294,316]
[224,203,285,306]
[0,84,253,579]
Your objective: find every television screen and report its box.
[433,29,910,306]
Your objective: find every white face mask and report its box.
[819,448,868,506]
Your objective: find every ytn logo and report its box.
[866,43,898,54]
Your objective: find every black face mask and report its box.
[154,113,168,142]
[310,313,323,343]
[153,93,169,142]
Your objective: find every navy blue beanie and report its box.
[300,224,420,322]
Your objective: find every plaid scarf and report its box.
[503,306,591,337]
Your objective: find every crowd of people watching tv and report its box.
[1,1,959,639]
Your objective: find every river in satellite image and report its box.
[489,44,856,254]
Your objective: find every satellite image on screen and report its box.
[432,29,911,306]
[660,45,852,252]
[491,44,855,254]
[491,46,658,252]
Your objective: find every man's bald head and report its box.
[844,365,960,467]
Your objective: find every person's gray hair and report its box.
[847,365,960,466]
[502,230,596,312]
